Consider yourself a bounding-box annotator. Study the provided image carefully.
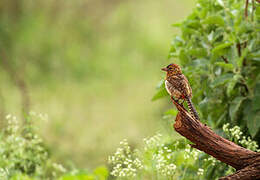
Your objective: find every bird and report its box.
[161,63,200,120]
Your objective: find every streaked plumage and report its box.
[162,63,199,120]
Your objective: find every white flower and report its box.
[197,168,204,176]
[223,123,259,151]
[5,114,11,119]
[108,139,143,177]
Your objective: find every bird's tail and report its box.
[186,97,200,120]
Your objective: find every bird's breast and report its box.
[165,80,182,99]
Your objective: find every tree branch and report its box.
[237,43,241,57]
[221,56,228,63]
[245,0,249,19]
[171,97,260,179]
[0,49,30,116]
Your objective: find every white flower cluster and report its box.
[197,168,204,176]
[143,133,162,151]
[143,134,177,176]
[6,114,19,134]
[239,136,259,152]
[108,139,143,177]
[29,111,49,122]
[153,147,176,176]
[52,163,67,173]
[0,168,8,179]
[223,123,259,151]
[52,163,67,177]
[183,145,200,161]
[0,114,67,178]
[203,156,218,166]
[223,124,242,140]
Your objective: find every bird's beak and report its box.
[161,67,168,71]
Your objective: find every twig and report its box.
[221,56,228,63]
[236,43,241,57]
[245,0,249,19]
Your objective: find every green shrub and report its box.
[0,114,109,180]
[147,0,260,179]
[155,0,260,141]
[0,114,66,179]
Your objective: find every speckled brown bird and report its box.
[161,63,199,120]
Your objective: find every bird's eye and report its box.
[167,64,174,70]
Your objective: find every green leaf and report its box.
[237,21,254,35]
[226,74,241,97]
[212,42,233,54]
[164,109,178,116]
[256,5,260,18]
[215,62,234,71]
[216,111,227,127]
[163,109,178,119]
[156,79,165,89]
[243,100,260,137]
[185,19,202,29]
[229,97,245,122]
[252,82,260,111]
[152,87,168,101]
[248,51,260,62]
[179,49,190,65]
[211,73,233,88]
[203,15,225,27]
[237,48,249,67]
[189,48,208,58]
[226,79,237,97]
[247,110,260,137]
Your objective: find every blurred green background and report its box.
[0,0,194,169]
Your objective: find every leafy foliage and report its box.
[0,114,68,179]
[0,114,109,180]
[150,0,260,179]
[159,0,260,140]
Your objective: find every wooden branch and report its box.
[171,97,260,179]
[219,161,260,180]
[245,0,249,19]
[236,43,241,57]
[221,56,228,63]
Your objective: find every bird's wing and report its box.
[167,74,192,98]
[183,75,192,98]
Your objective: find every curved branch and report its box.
[171,97,260,179]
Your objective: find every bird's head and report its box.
[161,63,182,75]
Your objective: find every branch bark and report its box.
[171,97,260,180]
